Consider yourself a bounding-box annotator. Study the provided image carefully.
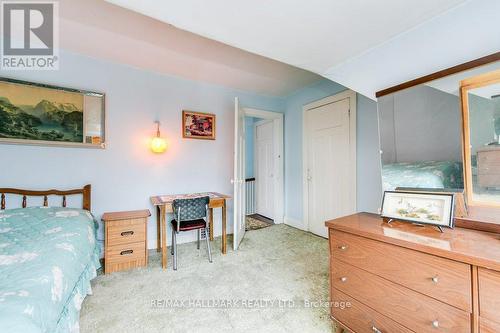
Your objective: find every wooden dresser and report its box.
[102,210,151,274]
[326,213,500,333]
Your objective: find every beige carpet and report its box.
[80,224,335,333]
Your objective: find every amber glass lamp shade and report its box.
[151,121,167,153]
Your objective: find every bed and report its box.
[382,161,464,191]
[0,185,100,333]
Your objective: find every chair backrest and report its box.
[172,196,209,222]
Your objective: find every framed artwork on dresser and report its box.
[381,191,455,230]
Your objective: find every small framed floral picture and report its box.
[182,110,216,140]
[381,191,455,230]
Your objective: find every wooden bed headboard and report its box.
[0,184,91,211]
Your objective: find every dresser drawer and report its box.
[107,220,146,246]
[478,268,500,322]
[480,317,500,333]
[478,150,500,168]
[106,241,146,264]
[331,288,413,333]
[330,230,471,311]
[331,258,470,333]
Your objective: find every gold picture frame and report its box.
[182,110,216,140]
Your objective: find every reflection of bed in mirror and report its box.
[382,161,463,191]
[378,83,464,192]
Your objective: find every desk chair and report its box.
[171,196,212,270]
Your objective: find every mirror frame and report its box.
[376,52,500,98]
[460,69,500,210]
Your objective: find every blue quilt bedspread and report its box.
[382,161,464,191]
[0,207,100,333]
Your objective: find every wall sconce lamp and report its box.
[150,121,167,153]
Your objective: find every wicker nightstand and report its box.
[102,210,151,274]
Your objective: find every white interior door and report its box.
[306,97,355,237]
[255,120,274,219]
[233,97,246,250]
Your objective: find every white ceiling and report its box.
[57,0,321,97]
[325,0,500,99]
[105,0,500,100]
[105,0,466,73]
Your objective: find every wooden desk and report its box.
[150,192,231,269]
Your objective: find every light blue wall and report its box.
[283,80,383,222]
[0,50,383,243]
[0,49,285,249]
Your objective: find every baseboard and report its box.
[274,215,284,224]
[284,216,306,231]
[146,229,233,250]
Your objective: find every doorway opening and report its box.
[233,99,284,250]
[245,116,276,230]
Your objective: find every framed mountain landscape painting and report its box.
[0,78,105,148]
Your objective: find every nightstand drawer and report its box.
[107,222,146,246]
[106,242,146,264]
[102,209,150,274]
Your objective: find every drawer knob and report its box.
[432,320,439,328]
[338,245,348,251]
[340,277,348,282]
[121,231,134,236]
[120,249,134,255]
[371,326,382,333]
[431,276,439,283]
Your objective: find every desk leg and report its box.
[222,200,227,254]
[209,208,214,241]
[160,205,167,269]
[156,206,161,252]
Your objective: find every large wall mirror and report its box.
[377,54,500,223]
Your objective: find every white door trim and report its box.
[302,90,357,232]
[243,107,284,224]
